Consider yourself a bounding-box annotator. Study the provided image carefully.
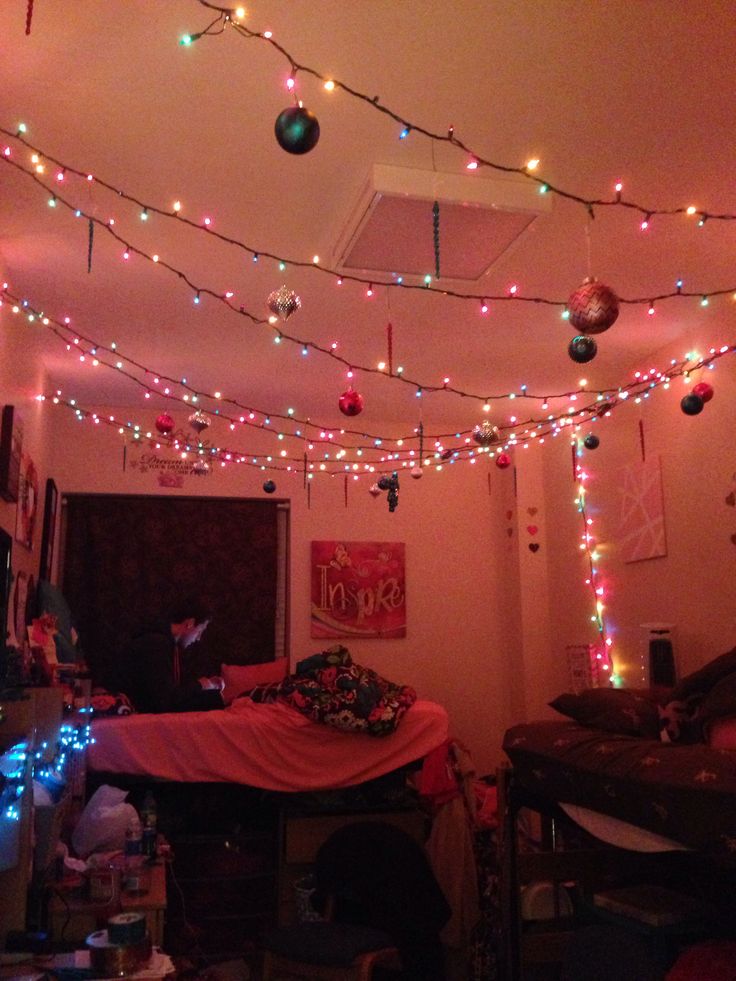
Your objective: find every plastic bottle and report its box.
[140,791,158,858]
[123,813,148,894]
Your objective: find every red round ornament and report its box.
[338,388,364,416]
[155,412,175,435]
[495,452,512,469]
[692,381,714,403]
[567,277,619,335]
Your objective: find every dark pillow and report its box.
[658,647,736,743]
[667,647,736,704]
[698,673,736,728]
[549,688,660,738]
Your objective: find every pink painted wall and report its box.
[4,300,733,773]
[543,324,736,695]
[35,408,522,776]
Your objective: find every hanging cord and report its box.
[585,212,593,279]
[433,200,441,280]
[25,0,34,35]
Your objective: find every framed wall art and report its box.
[15,455,39,551]
[310,540,406,639]
[0,405,23,503]
[39,479,59,582]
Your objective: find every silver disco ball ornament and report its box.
[267,285,301,321]
[410,466,423,479]
[188,410,211,434]
[472,420,501,446]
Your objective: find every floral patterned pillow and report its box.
[248,646,416,737]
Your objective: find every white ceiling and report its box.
[1,0,735,454]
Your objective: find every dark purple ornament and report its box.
[583,434,600,450]
[263,479,277,493]
[377,476,391,491]
[274,106,320,155]
[680,393,704,416]
[568,335,598,363]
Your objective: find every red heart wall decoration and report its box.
[527,525,538,535]
[527,507,538,516]
[529,543,540,553]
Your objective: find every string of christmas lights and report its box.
[5,142,735,423]
[36,325,732,481]
[192,1,736,225]
[574,439,617,684]
[4,126,736,318]
[5,285,732,471]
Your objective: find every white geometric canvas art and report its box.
[619,456,667,563]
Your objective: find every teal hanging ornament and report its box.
[274,106,320,154]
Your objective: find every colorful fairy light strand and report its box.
[192,1,736,225]
[4,127,736,316]
[4,144,736,418]
[574,444,617,685]
[5,286,733,467]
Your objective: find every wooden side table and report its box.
[48,860,167,946]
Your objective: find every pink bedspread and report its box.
[88,698,449,791]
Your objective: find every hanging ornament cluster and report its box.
[371,470,399,511]
[568,335,598,364]
[495,452,512,469]
[680,381,714,416]
[274,106,321,155]
[155,412,175,435]
[373,472,400,511]
[338,387,364,417]
[472,420,501,447]
[267,285,302,321]
[188,409,211,433]
[567,278,620,335]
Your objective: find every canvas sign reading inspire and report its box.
[310,540,406,639]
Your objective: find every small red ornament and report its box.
[495,452,512,469]
[692,381,714,403]
[155,412,175,435]
[568,277,619,335]
[338,388,364,416]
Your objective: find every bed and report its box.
[88,697,449,792]
[498,718,736,980]
[502,719,736,856]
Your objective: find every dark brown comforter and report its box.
[503,720,736,855]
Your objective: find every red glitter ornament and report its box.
[692,381,714,403]
[495,452,512,470]
[155,412,175,435]
[338,388,364,416]
[568,277,619,335]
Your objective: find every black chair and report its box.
[261,820,450,981]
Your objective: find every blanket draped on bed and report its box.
[245,645,416,736]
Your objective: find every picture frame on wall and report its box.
[0,405,23,503]
[310,540,407,639]
[14,455,39,551]
[39,479,59,582]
